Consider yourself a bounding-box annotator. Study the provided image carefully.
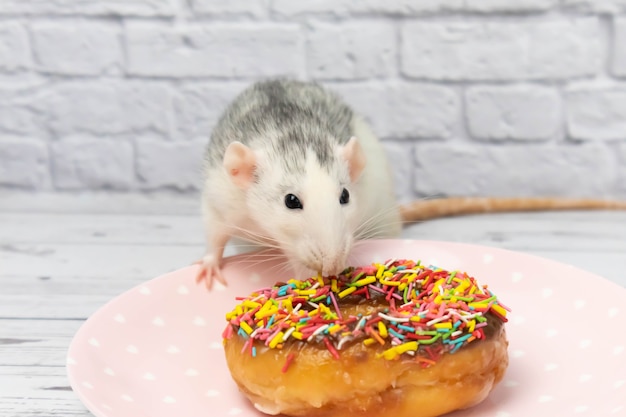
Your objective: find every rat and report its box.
[195,79,626,289]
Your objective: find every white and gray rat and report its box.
[196,79,401,288]
[196,79,626,289]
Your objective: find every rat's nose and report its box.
[321,252,349,277]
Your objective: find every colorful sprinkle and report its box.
[281,353,295,373]
[223,259,509,367]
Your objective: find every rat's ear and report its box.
[223,141,256,188]
[341,136,366,182]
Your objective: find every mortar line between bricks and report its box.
[115,15,128,79]
[604,14,618,78]
[0,9,623,22]
[458,84,472,143]
[268,12,559,22]
[21,20,37,72]
[393,17,402,79]
[262,11,618,23]
[553,83,567,144]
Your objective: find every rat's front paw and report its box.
[194,254,226,290]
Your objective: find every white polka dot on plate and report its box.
[229,408,243,415]
[82,381,94,389]
[193,316,206,326]
[614,380,625,389]
[103,367,115,376]
[613,345,624,355]
[114,313,126,323]
[483,253,494,264]
[578,339,592,349]
[511,349,525,358]
[139,286,151,295]
[611,406,624,414]
[152,316,165,326]
[574,405,589,413]
[66,357,76,366]
[538,395,553,403]
[101,404,112,411]
[512,315,526,326]
[209,341,222,350]
[205,389,220,397]
[88,337,100,347]
[541,288,553,298]
[143,372,156,381]
[545,328,558,338]
[607,307,619,318]
[544,363,558,371]
[185,368,199,377]
[126,344,139,354]
[574,299,586,310]
[166,345,181,354]
[511,272,523,283]
[163,396,176,404]
[177,285,189,295]
[503,379,519,388]
[578,374,592,383]
[214,282,227,292]
[496,412,511,417]
[249,273,261,283]
[121,394,134,402]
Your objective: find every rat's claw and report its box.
[195,254,226,291]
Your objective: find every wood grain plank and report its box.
[1,274,149,295]
[0,243,203,279]
[0,365,90,416]
[0,319,82,367]
[0,191,200,215]
[0,213,204,245]
[403,212,626,251]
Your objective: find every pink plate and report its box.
[67,239,626,417]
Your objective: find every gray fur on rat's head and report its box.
[209,79,365,277]
[206,79,353,168]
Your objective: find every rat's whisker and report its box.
[355,205,404,240]
[354,204,402,235]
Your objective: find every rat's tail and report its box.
[399,197,626,224]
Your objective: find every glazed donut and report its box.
[223,259,510,417]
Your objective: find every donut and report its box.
[222,259,510,417]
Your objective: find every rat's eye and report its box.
[340,188,350,205]
[285,194,303,210]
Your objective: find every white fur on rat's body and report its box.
[197,80,401,288]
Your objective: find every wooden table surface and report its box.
[1,193,625,416]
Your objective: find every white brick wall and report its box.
[31,21,122,76]
[413,143,617,197]
[330,82,459,139]
[614,18,626,77]
[51,137,134,190]
[126,23,304,78]
[465,86,561,141]
[566,86,626,141]
[307,21,395,80]
[401,19,602,81]
[0,1,625,199]
[0,0,175,16]
[0,23,30,72]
